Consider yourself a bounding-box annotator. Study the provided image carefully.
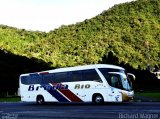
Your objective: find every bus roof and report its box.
[50,64,124,73]
[20,64,124,76]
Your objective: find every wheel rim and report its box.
[38,99,43,104]
[37,97,44,104]
[95,96,103,103]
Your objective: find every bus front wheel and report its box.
[36,95,45,105]
[93,94,104,104]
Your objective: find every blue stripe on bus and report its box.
[48,89,69,102]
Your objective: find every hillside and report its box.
[0,0,160,69]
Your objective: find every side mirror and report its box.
[127,73,136,81]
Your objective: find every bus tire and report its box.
[36,95,45,105]
[92,94,104,104]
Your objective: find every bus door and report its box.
[109,74,123,102]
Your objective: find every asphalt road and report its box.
[0,102,160,119]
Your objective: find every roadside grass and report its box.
[0,96,21,102]
[135,92,160,101]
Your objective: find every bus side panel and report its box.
[20,84,58,102]
[66,81,123,103]
[64,81,113,102]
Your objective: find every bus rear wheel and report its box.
[36,95,45,105]
[93,94,104,104]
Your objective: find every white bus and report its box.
[19,64,135,104]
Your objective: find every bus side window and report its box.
[42,73,55,84]
[82,69,101,82]
[98,69,111,84]
[110,76,118,87]
[110,75,123,89]
[21,75,42,84]
[70,71,82,82]
[21,76,30,85]
[30,75,42,84]
[54,72,69,83]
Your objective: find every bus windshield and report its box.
[99,68,132,91]
[109,72,132,91]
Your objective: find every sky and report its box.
[0,0,134,32]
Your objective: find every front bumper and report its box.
[122,91,134,102]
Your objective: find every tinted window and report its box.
[99,68,111,84]
[21,69,102,84]
[21,74,42,84]
[55,72,69,83]
[99,68,123,89]
[42,73,54,84]
[70,71,82,81]
[99,68,124,73]
[109,74,123,89]
[31,74,42,84]
[21,76,30,84]
[82,69,101,82]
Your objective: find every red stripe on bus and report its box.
[59,89,83,102]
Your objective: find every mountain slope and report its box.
[0,0,159,69]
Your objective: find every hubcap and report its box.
[95,96,102,103]
[38,98,43,104]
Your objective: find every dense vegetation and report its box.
[0,0,160,95]
[0,0,159,69]
[0,49,51,95]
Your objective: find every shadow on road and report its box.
[23,102,134,107]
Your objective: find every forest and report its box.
[0,0,159,94]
